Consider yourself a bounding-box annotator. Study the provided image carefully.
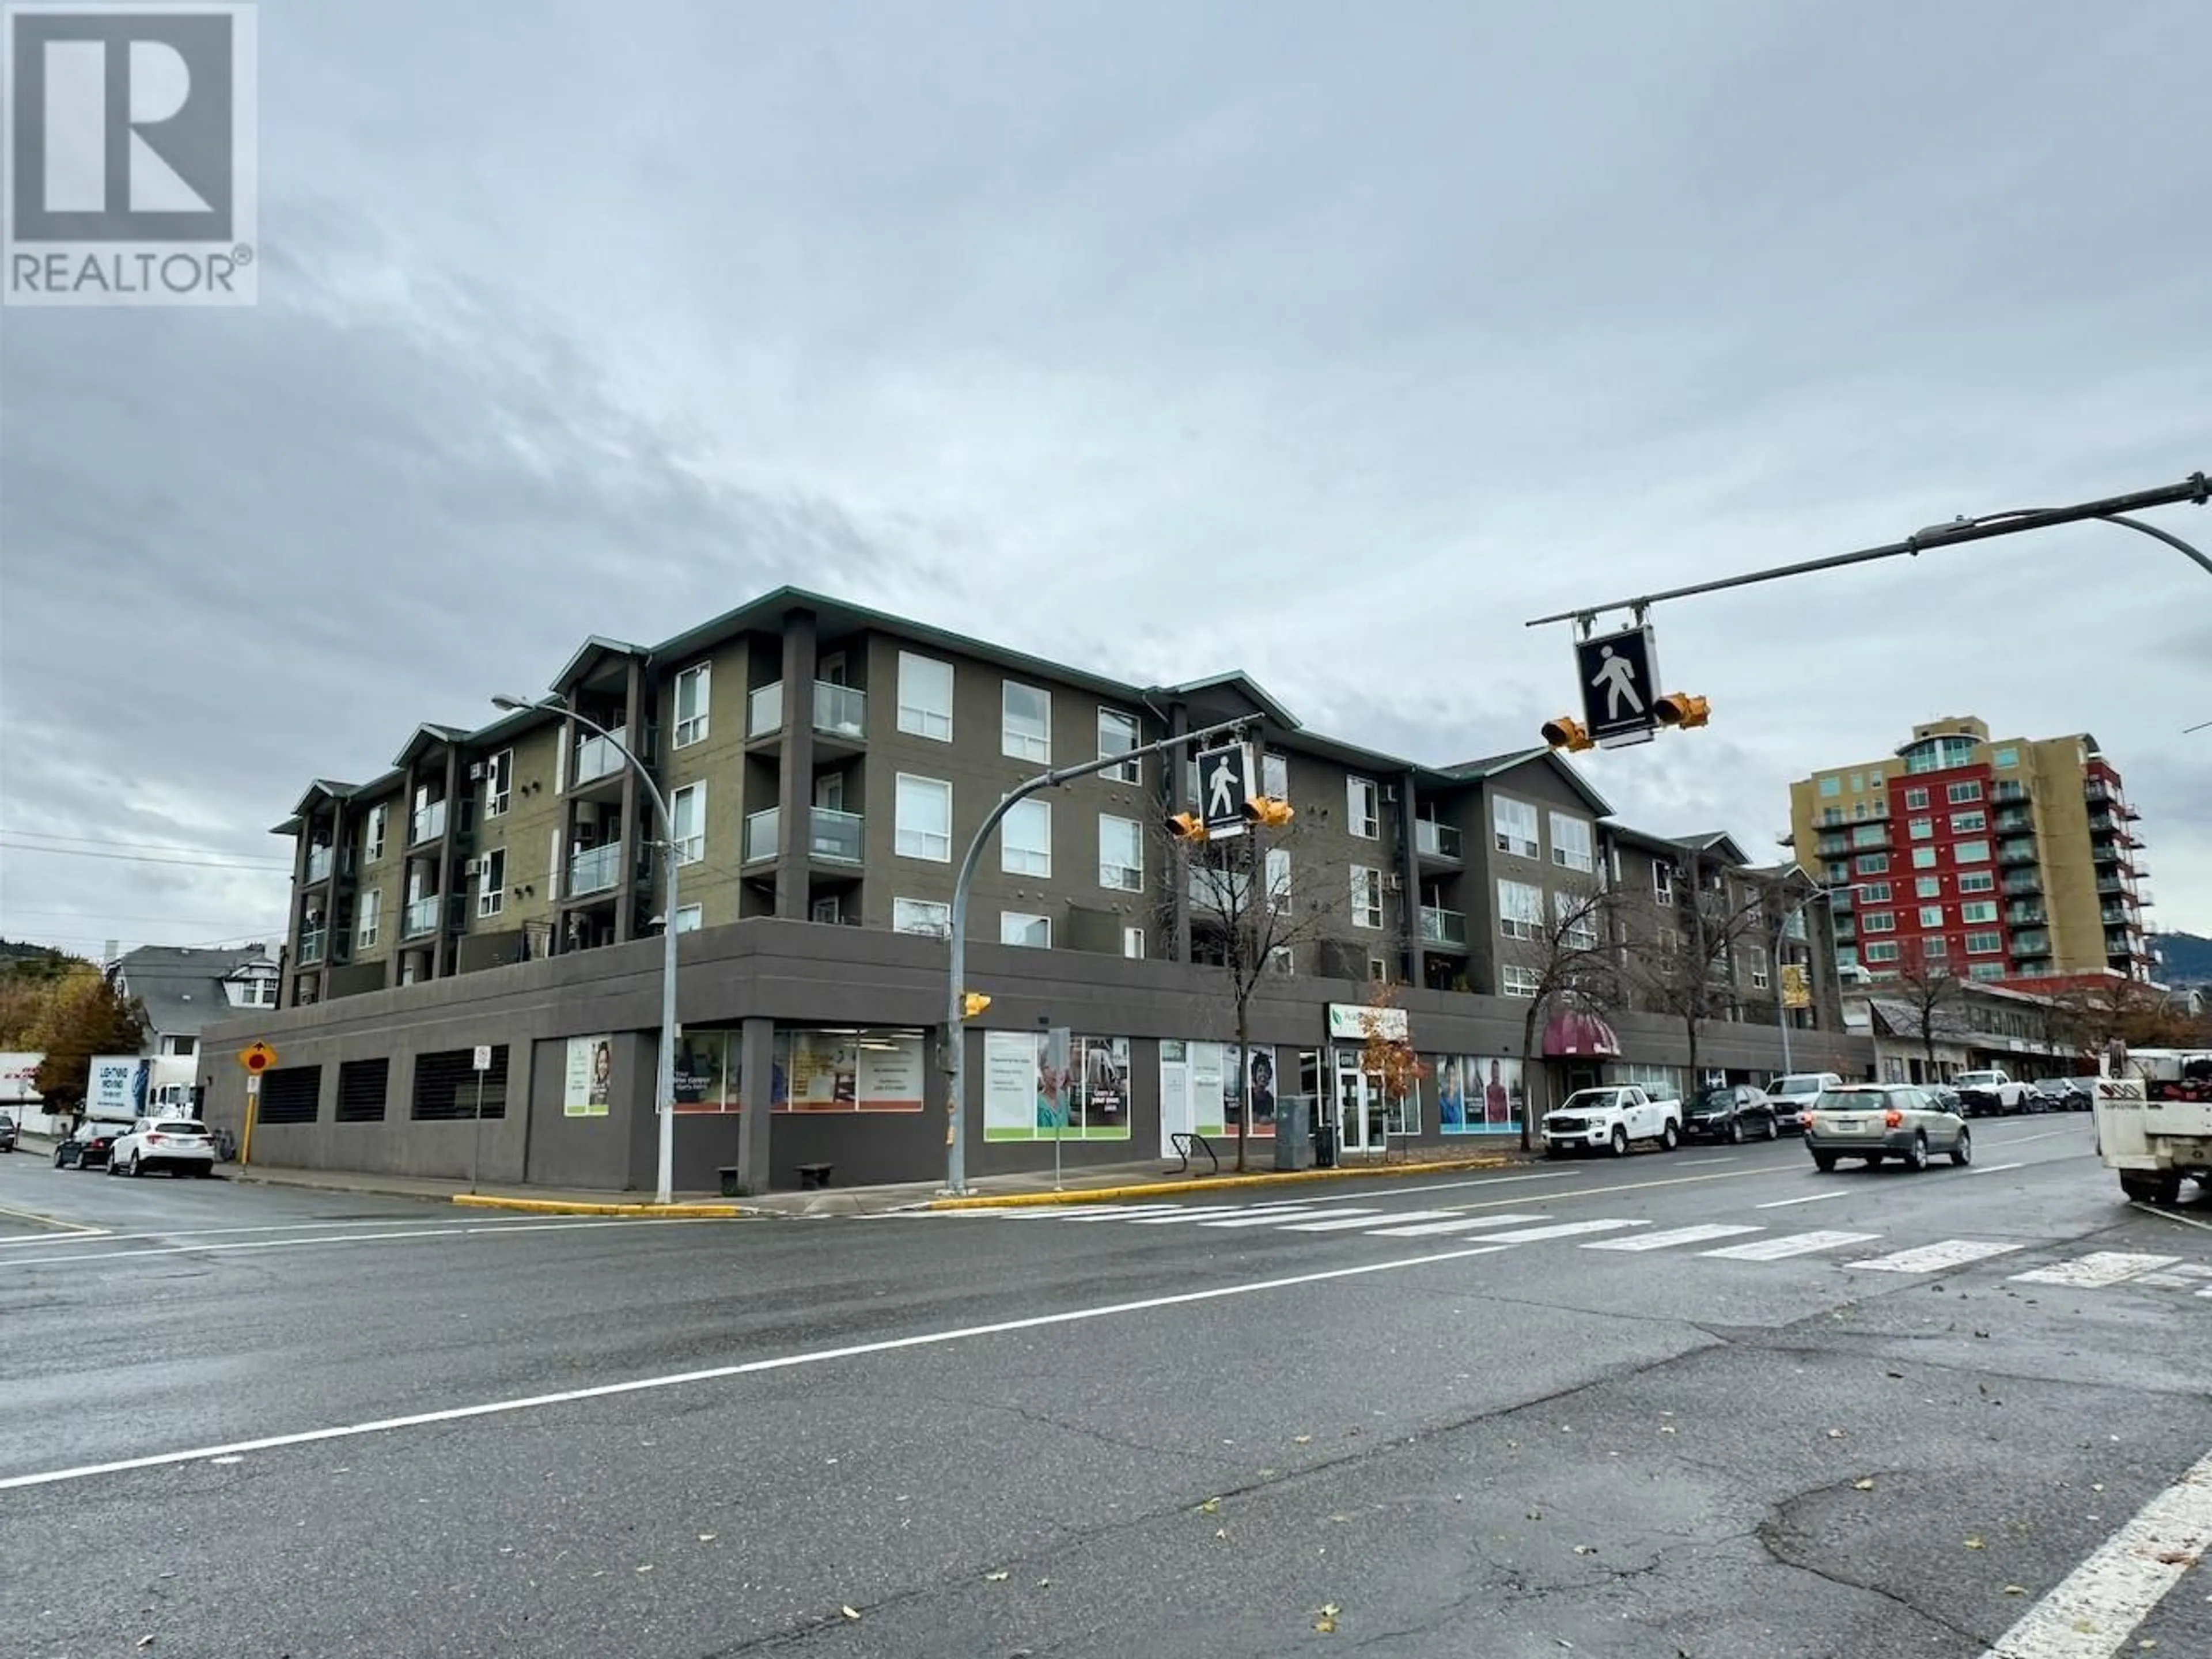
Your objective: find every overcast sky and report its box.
[2,0,2206,968]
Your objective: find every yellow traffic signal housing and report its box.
[1241,795,1295,828]
[1165,810,1210,842]
[1654,692,1711,729]
[1540,715,1595,752]
[962,991,993,1018]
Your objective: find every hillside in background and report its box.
[2160,931,2212,984]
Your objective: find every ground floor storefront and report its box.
[199,919,1873,1193]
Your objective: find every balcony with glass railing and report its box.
[306,846,334,883]
[744,808,779,863]
[1414,819,1462,861]
[408,800,448,846]
[298,927,327,965]
[749,682,783,738]
[1419,906,1468,947]
[1993,781,2029,804]
[809,806,864,863]
[2010,931,2052,958]
[402,896,442,940]
[1994,809,2034,834]
[572,733,627,788]
[567,841,624,899]
[1997,839,2037,866]
[813,681,866,741]
[2009,904,2048,927]
[2002,870,2044,895]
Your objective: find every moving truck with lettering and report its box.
[2093,1049,2212,1205]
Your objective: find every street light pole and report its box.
[1774,885,1838,1075]
[942,714,1251,1195]
[494,693,681,1206]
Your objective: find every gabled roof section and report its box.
[1675,830,1751,865]
[287,778,357,816]
[551,634,650,693]
[1433,748,1613,819]
[390,722,469,768]
[109,945,270,1041]
[1156,672,1304,734]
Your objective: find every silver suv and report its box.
[1804,1084,1971,1173]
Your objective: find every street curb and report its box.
[922,1153,1525,1210]
[450,1194,749,1218]
[0,1197,101,1236]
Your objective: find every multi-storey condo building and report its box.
[1787,715,2155,990]
[219,589,1862,1194]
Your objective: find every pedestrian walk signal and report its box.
[1165,810,1210,843]
[1654,692,1711,729]
[1540,715,1595,753]
[1241,796,1294,827]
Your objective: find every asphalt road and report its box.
[4,1118,2210,1659]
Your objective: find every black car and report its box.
[1684,1085,1781,1143]
[0,1113,16,1153]
[53,1118,134,1170]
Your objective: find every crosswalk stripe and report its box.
[2010,1252,2181,1287]
[1048,1205,1192,1222]
[1362,1213,1551,1239]
[1480,1218,1650,1244]
[1280,1209,1458,1233]
[1199,1210,1339,1228]
[1702,1229,1882,1261]
[1847,1238,2024,1274]
[1582,1223,1764,1252]
[1123,1207,1268,1225]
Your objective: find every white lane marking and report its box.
[1362,1213,1550,1239]
[1702,1230,1882,1262]
[1755,1190,1852,1210]
[1279,1209,1447,1233]
[1673,1156,1744,1167]
[0,1216,724,1267]
[1482,1218,1650,1244]
[0,1241,1517,1493]
[996,1205,1127,1218]
[1244,1168,1585,1208]
[2010,1252,2181,1288]
[2134,1272,2197,1289]
[0,1200,105,1237]
[1043,1206,1192,1223]
[1965,1161,2025,1176]
[1581,1223,1763,1253]
[1122,1207,1272,1225]
[0,1214,539,1249]
[1847,1238,2025,1274]
[1970,1443,2212,1659]
[2130,1202,2212,1234]
[1199,1211,1339,1229]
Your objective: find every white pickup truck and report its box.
[1543,1085,1683,1158]
[1953,1068,2031,1116]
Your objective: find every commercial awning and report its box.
[1542,1009,1622,1059]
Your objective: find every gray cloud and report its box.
[2,0,2206,960]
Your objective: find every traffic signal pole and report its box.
[942,713,1251,1195]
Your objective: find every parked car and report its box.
[1685,1085,1780,1144]
[0,1112,15,1153]
[1766,1072,1843,1134]
[2029,1077,2074,1112]
[1926,1085,1964,1116]
[1543,1085,1683,1157]
[1953,1069,2031,1116]
[2058,1076,2098,1111]
[54,1118,136,1170]
[1804,1084,1971,1173]
[107,1117,218,1178]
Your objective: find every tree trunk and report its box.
[1684,1016,1700,1104]
[1520,1002,1542,1152]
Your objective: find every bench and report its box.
[796,1162,834,1190]
[1165,1132,1218,1177]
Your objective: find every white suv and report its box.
[107,1118,218,1178]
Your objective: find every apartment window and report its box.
[1970,961,2007,981]
[1862,911,1896,933]
[1911,847,1937,869]
[896,651,954,742]
[1266,846,1290,912]
[675,905,703,934]
[1923,937,1948,959]
[1904,787,1929,810]
[483,749,513,817]
[1851,802,1871,821]
[1501,964,1541,998]
[1819,776,1841,797]
[1553,889,1597,949]
[670,782,706,865]
[1864,941,1900,964]
[811,896,841,925]
[1919,905,1944,927]
[356,888,382,950]
[672,662,711,747]
[1951,811,1987,834]
[1860,881,1892,903]
[1850,772,1864,792]
[1097,708,1140,783]
[1965,930,2003,955]
[1002,680,1051,763]
[1263,752,1289,797]
[1824,861,1849,885]
[1493,796,1538,858]
[893,897,951,937]
[895,774,952,861]
[1548,812,1594,873]
[1820,806,1844,826]
[1002,797,1051,877]
[1267,945,1294,976]
[1908,817,1933,840]
[1098,813,1143,891]
[1915,876,1941,899]
[1958,870,1995,895]
[1993,747,2019,769]
[1749,946,1770,991]
[1947,781,1983,805]
[1869,771,1884,788]
[364,804,387,863]
[1350,867,1384,929]
[1347,777,1381,839]
[1855,853,1889,874]
[1960,901,1998,925]
[1653,863,1675,903]
[1498,878,1543,941]
[1001,912,1051,948]
[1953,839,1990,864]
[476,847,506,918]
[1123,927,1145,960]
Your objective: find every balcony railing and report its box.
[568,841,624,898]
[749,681,783,738]
[1994,809,2034,834]
[1997,840,2037,866]
[1816,838,1850,859]
[2002,872,2043,895]
[402,896,442,940]
[298,927,327,965]
[2095,876,2133,898]
[813,681,866,740]
[306,846,334,882]
[1188,866,1252,912]
[1415,819,1462,860]
[1419,906,1468,947]
[744,808,779,863]
[408,800,447,846]
[2011,933,2052,957]
[2009,906,2048,927]
[809,806,864,863]
[572,733,627,787]
[1993,781,2029,804]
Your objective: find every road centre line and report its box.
[1755,1190,1852,1209]
[0,1241,1517,1493]
[1972,1442,2212,1659]
[1966,1162,2026,1176]
[0,1215,726,1267]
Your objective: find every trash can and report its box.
[1274,1096,1314,1171]
[1313,1117,1338,1169]
[718,1166,742,1198]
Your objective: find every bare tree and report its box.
[2058,976,2205,1054]
[1158,813,1368,1171]
[1891,956,1968,1075]
[1497,875,1626,1151]
[1622,865,1774,1098]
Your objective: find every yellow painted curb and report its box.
[923,1154,1524,1210]
[0,1197,103,1236]
[452,1195,746,1218]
